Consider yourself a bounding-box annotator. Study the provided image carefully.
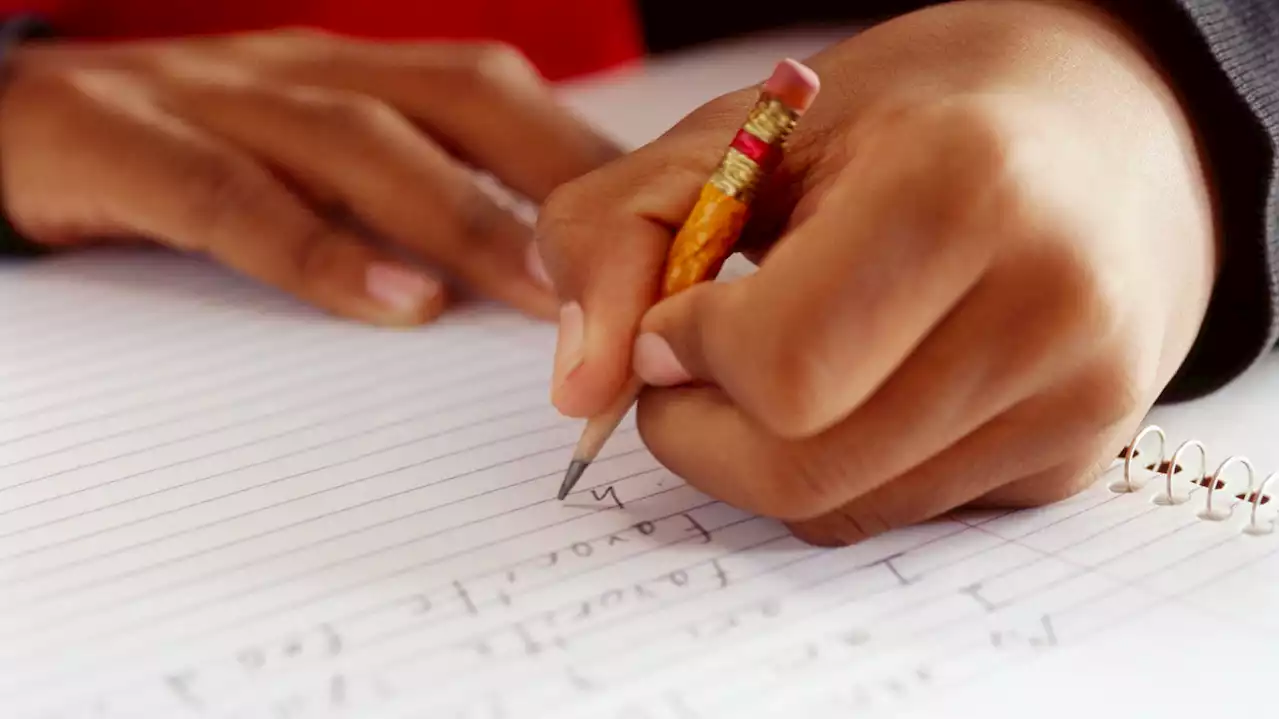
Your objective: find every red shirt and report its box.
[0,0,644,81]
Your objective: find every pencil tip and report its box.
[557,460,590,500]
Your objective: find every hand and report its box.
[535,0,1218,544]
[0,30,619,324]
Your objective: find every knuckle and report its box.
[36,68,130,107]
[758,373,827,438]
[776,445,852,520]
[912,98,1024,195]
[639,135,740,193]
[536,180,591,245]
[668,91,754,136]
[729,314,834,439]
[538,179,580,224]
[465,42,540,90]
[868,97,1031,245]
[171,153,271,245]
[285,221,343,288]
[1027,240,1126,346]
[933,101,1019,184]
[689,284,845,440]
[454,187,505,248]
[987,239,1127,379]
[986,463,1100,508]
[1071,358,1144,430]
[288,88,404,134]
[775,357,840,438]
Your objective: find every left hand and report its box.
[0,31,618,325]
[534,0,1218,544]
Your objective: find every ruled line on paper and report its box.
[690,505,1274,717]
[325,473,1264,711]
[424,498,1264,718]
[0,317,281,407]
[2,251,1274,719]
[747,524,1269,711]
[0,355,538,516]
[0,396,565,600]
[152,495,727,712]
[0,452,1177,680]
[0,442,655,630]
[0,277,289,390]
[0,347,524,489]
[0,336,515,483]
[0,366,552,534]
[0,265,257,368]
[2,467,690,629]
[0,433,654,666]
[0,409,573,603]
[0,319,317,412]
[421,528,997,699]
[23,500,899,712]
[12,452,1280,716]
[2,457,688,703]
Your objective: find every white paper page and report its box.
[1,249,1275,719]
[5,29,1275,719]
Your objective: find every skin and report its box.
[0,29,620,325]
[536,0,1219,545]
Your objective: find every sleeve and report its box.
[1120,0,1277,402]
[635,0,1278,401]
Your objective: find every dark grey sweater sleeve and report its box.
[1136,0,1278,402]
[640,0,1279,401]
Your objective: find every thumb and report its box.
[534,92,756,418]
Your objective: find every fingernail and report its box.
[366,262,439,314]
[553,301,585,386]
[633,333,692,386]
[525,243,552,288]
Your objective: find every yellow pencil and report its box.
[557,58,821,500]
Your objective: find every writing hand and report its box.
[0,30,618,324]
[535,0,1217,544]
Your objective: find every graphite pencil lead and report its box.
[557,460,590,500]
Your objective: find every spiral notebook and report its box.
[2,32,1280,716]
[0,249,1275,719]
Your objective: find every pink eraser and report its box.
[762,58,820,113]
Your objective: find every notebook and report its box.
[0,247,1275,719]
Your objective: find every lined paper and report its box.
[2,249,1276,719]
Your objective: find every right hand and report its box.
[0,30,620,325]
[533,1,1217,544]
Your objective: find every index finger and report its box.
[533,118,741,417]
[534,59,835,417]
[86,96,446,325]
[257,35,622,201]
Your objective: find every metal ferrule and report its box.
[742,96,799,145]
[708,148,761,201]
[706,93,801,202]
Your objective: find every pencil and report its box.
[557,58,821,500]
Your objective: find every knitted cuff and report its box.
[0,15,54,258]
[1100,1,1278,402]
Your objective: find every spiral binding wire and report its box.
[1117,424,1276,535]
